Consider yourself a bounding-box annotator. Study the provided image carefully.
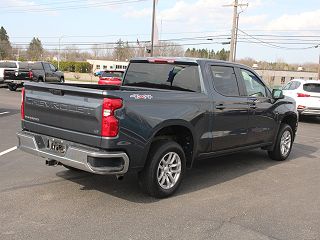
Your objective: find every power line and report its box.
[1,0,148,14]
[238,29,318,50]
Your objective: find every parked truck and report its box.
[17,57,298,198]
[4,61,64,91]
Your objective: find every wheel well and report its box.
[281,114,297,137]
[38,76,43,81]
[153,125,194,168]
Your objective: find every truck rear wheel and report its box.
[8,84,17,91]
[268,124,293,161]
[138,140,186,198]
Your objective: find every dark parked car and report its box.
[17,57,298,198]
[4,61,64,91]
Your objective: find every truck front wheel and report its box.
[268,124,293,161]
[138,140,186,198]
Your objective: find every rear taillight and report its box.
[297,105,306,109]
[297,93,310,97]
[28,71,33,79]
[21,87,25,119]
[101,98,123,137]
[148,58,175,63]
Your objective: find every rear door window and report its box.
[210,65,240,96]
[32,62,42,70]
[19,62,32,70]
[303,83,320,93]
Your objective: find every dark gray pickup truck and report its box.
[17,57,298,198]
[4,61,64,91]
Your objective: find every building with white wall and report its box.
[86,59,129,73]
[255,69,318,88]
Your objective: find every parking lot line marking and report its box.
[0,111,9,115]
[0,146,17,156]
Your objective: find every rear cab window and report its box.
[123,60,201,92]
[102,71,124,78]
[0,62,17,68]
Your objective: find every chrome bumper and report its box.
[299,108,320,116]
[4,80,24,84]
[17,131,129,175]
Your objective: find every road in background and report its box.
[0,87,319,240]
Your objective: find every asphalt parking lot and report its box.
[0,87,319,240]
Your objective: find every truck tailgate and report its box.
[4,69,30,81]
[23,82,107,147]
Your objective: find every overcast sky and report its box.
[1,0,320,63]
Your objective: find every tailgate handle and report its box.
[49,89,64,96]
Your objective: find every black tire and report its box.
[38,77,43,82]
[8,84,17,91]
[60,77,64,83]
[138,140,186,198]
[268,124,293,161]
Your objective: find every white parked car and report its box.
[0,61,20,85]
[282,79,320,117]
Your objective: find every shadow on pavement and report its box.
[56,143,318,203]
[299,116,320,124]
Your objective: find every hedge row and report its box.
[50,61,92,73]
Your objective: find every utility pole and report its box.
[150,0,156,57]
[224,0,248,62]
[315,44,320,80]
[58,37,61,70]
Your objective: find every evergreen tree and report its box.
[0,26,12,59]
[27,37,44,60]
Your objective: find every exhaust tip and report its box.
[116,175,124,180]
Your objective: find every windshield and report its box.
[123,62,201,92]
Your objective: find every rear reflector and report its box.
[21,87,25,119]
[101,98,123,137]
[297,93,310,97]
[297,105,306,109]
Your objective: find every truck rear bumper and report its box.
[4,80,24,84]
[298,107,320,116]
[17,131,129,175]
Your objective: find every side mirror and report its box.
[272,89,284,100]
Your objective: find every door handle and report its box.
[215,104,225,110]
